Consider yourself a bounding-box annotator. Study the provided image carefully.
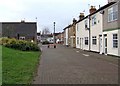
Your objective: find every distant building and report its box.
[1,20,37,42]
[41,33,53,42]
[63,25,69,46]
[37,32,41,43]
[55,32,64,44]
[63,18,77,48]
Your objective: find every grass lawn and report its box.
[2,46,41,84]
[0,46,2,85]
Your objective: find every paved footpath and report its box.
[33,44,119,84]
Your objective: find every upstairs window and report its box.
[108,5,118,22]
[92,15,97,26]
[77,37,79,44]
[85,20,88,29]
[77,24,79,31]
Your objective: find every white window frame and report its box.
[113,34,118,48]
[92,36,97,45]
[85,20,88,29]
[19,36,25,40]
[92,15,97,26]
[85,37,88,45]
[77,24,79,31]
[108,5,118,22]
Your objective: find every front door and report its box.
[99,36,102,54]
[104,36,107,55]
[71,38,73,47]
[81,38,83,49]
[80,38,81,49]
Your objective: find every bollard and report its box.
[54,45,56,48]
[48,45,49,48]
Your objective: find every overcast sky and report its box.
[0,0,108,33]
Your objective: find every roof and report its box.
[54,33,61,36]
[63,24,72,30]
[41,34,53,37]
[76,2,116,23]
[2,22,36,24]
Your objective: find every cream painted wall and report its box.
[76,23,80,48]
[118,30,120,56]
[77,18,89,50]
[90,12,103,52]
[65,28,68,45]
[105,30,119,56]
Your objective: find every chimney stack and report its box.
[73,18,77,24]
[79,13,84,20]
[108,0,118,3]
[89,6,97,14]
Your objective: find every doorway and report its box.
[99,36,102,54]
[104,35,107,55]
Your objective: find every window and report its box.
[92,36,97,45]
[108,5,118,22]
[19,36,25,40]
[85,37,88,45]
[85,20,88,29]
[77,24,79,31]
[92,15,97,26]
[113,34,118,48]
[77,37,79,44]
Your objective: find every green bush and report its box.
[0,38,40,51]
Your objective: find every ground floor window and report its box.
[92,36,97,45]
[84,37,88,45]
[113,34,118,48]
[19,36,25,40]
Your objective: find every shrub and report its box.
[0,38,40,51]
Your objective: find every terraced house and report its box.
[64,0,120,57]
[63,25,69,46]
[76,13,90,50]
[64,18,77,48]
[102,0,120,56]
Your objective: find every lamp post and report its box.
[53,22,55,44]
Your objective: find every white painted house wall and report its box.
[103,30,119,56]
[65,28,68,45]
[64,28,68,46]
[77,18,89,50]
[90,12,103,52]
[118,30,120,56]
[76,23,80,48]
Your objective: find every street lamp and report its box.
[53,22,55,44]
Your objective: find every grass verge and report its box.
[2,46,40,84]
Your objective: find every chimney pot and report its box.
[89,6,97,14]
[79,13,85,20]
[73,18,77,23]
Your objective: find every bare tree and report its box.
[42,27,50,35]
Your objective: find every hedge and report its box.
[0,38,40,51]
